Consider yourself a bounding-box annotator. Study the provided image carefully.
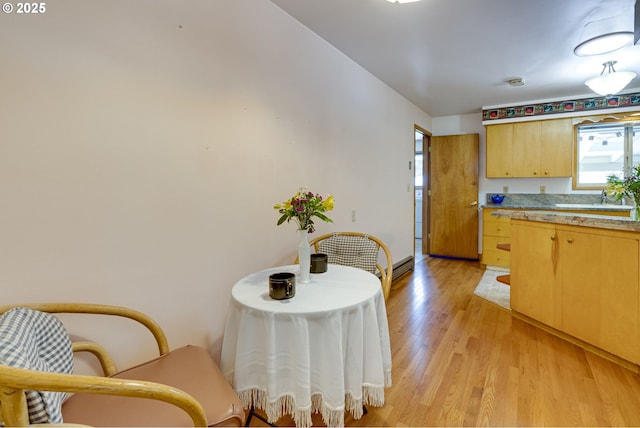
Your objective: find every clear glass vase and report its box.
[297,229,311,283]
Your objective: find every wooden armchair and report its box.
[0,303,245,427]
[301,232,393,301]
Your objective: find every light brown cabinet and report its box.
[511,219,640,364]
[510,221,560,328]
[486,118,573,178]
[481,208,510,268]
[557,227,639,363]
[482,207,629,271]
[486,124,515,177]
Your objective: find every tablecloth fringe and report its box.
[344,393,363,421]
[312,394,344,428]
[237,388,315,428]
[344,385,386,420]
[235,385,388,428]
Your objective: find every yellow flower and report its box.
[322,195,335,211]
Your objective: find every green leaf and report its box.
[277,214,289,225]
[315,213,333,223]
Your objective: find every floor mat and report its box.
[473,269,511,310]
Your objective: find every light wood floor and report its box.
[251,256,640,426]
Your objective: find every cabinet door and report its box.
[540,118,572,177]
[558,227,639,363]
[486,124,513,178]
[511,221,560,328]
[513,121,541,177]
[482,209,511,237]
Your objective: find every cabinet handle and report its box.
[544,170,549,175]
[497,227,502,231]
[550,236,556,240]
[533,171,538,175]
[567,238,573,243]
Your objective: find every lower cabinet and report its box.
[482,208,630,270]
[511,221,560,329]
[482,208,511,268]
[511,219,640,364]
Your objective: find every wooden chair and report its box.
[0,303,245,427]
[301,232,393,301]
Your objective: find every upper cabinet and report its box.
[486,118,573,178]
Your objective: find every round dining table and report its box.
[220,264,392,428]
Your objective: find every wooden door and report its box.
[428,134,479,259]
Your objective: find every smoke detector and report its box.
[507,78,525,87]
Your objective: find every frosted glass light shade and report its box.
[585,70,637,96]
[574,31,634,56]
[386,0,421,3]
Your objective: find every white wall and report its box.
[0,0,431,369]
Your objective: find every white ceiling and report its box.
[270,0,640,118]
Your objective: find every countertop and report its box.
[483,193,633,213]
[492,209,640,233]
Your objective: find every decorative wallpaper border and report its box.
[482,92,640,121]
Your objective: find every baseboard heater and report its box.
[391,256,414,281]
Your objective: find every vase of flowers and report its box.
[606,164,640,220]
[274,189,334,283]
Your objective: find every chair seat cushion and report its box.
[61,345,245,427]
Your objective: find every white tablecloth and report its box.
[220,264,392,428]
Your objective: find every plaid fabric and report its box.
[0,307,73,424]
[318,233,379,274]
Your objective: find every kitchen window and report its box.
[575,121,640,189]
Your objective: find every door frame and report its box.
[414,125,431,257]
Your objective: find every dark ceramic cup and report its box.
[310,253,328,273]
[269,272,296,300]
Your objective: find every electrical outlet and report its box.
[502,186,509,193]
[540,185,546,193]
[351,210,356,222]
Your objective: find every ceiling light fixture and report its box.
[574,31,634,56]
[574,14,634,56]
[585,61,636,96]
[385,0,421,3]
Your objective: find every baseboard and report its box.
[392,256,414,281]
